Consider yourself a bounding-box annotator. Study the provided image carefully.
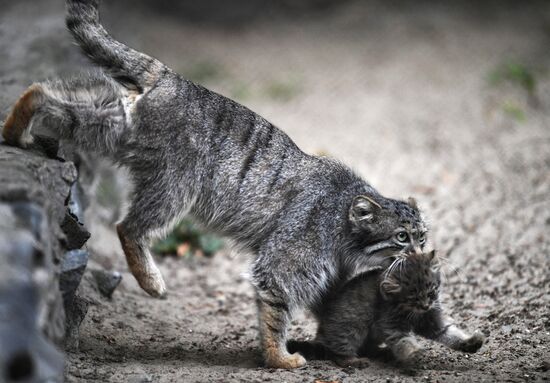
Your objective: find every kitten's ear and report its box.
[408,197,418,210]
[380,278,401,299]
[349,195,381,227]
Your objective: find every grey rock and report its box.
[68,182,86,224]
[60,211,90,250]
[60,250,89,299]
[0,286,64,383]
[63,295,89,352]
[91,269,123,299]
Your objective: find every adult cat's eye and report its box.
[418,232,426,244]
[396,232,408,242]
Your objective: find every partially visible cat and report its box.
[288,250,484,367]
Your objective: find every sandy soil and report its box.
[1,1,549,382]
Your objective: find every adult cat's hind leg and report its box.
[2,76,127,153]
[256,292,306,369]
[3,84,45,146]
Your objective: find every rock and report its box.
[91,269,123,299]
[60,212,90,250]
[68,182,86,224]
[0,286,64,383]
[60,250,89,299]
[0,200,65,382]
[63,295,89,352]
[539,360,550,371]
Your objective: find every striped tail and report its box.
[65,0,165,92]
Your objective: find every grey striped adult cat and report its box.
[2,0,428,369]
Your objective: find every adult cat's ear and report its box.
[380,278,401,299]
[349,195,381,228]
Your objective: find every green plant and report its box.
[502,101,526,122]
[230,81,252,101]
[180,61,224,84]
[152,219,224,257]
[264,78,302,102]
[489,62,536,94]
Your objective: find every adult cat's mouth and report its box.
[363,241,401,256]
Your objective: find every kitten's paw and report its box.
[460,330,485,353]
[393,338,422,362]
[335,357,370,368]
[265,352,307,369]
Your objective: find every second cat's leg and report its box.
[437,325,485,353]
[315,325,370,367]
[384,332,422,362]
[414,310,484,353]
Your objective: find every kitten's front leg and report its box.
[437,325,485,353]
[333,356,371,368]
[256,294,306,369]
[415,310,484,353]
[385,333,422,362]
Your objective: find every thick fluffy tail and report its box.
[66,0,164,92]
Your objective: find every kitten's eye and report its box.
[396,232,408,243]
[428,291,437,300]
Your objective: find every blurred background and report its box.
[0,0,549,382]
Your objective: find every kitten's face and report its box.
[380,250,441,313]
[348,195,428,258]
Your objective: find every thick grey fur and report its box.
[287,252,485,366]
[7,0,431,367]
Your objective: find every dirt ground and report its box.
[1,1,549,382]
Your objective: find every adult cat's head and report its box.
[380,250,441,313]
[348,194,428,257]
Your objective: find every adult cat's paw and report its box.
[265,352,306,369]
[460,330,485,353]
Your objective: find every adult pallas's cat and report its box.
[3,0,428,368]
[288,251,484,367]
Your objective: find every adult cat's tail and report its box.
[65,0,165,92]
